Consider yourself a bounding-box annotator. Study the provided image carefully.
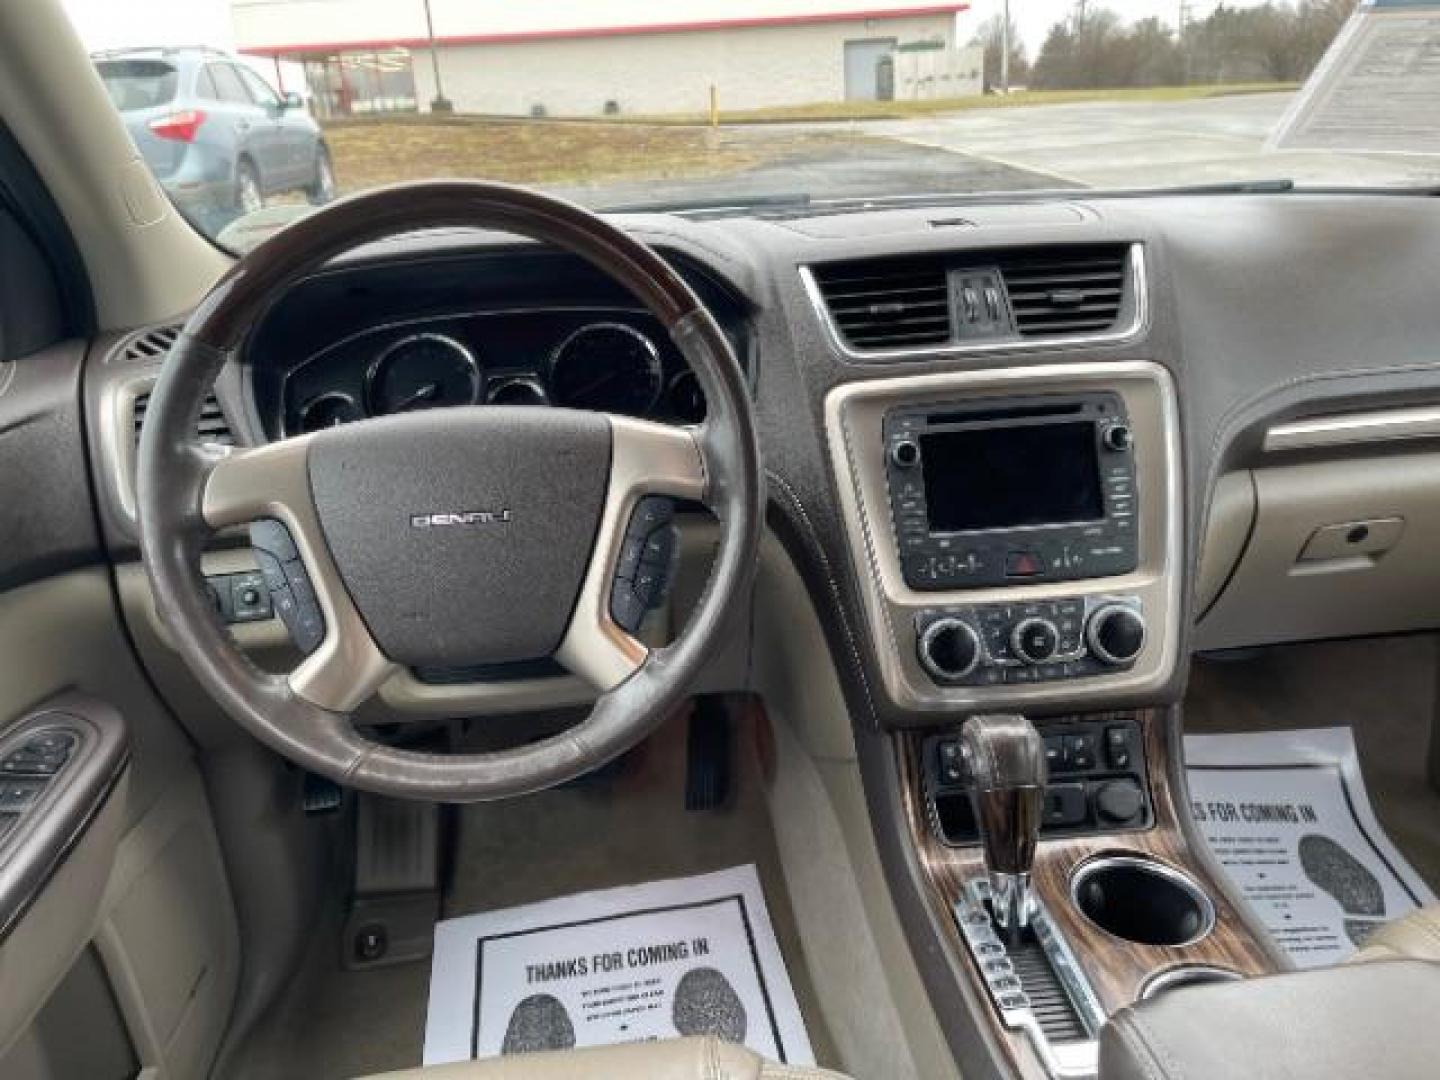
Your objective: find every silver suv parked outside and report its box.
[94,47,334,234]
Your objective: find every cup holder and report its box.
[1071,855,1215,947]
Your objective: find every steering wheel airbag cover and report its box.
[309,407,610,667]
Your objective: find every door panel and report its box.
[843,38,897,102]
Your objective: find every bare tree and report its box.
[971,13,1031,91]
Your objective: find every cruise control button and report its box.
[254,550,288,592]
[629,496,674,535]
[250,518,299,562]
[609,581,646,633]
[640,526,675,569]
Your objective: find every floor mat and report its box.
[1186,727,1436,967]
[424,864,814,1067]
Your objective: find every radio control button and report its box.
[891,440,921,469]
[1011,618,1060,664]
[1102,424,1133,452]
[918,618,981,682]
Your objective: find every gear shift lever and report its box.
[961,715,1047,940]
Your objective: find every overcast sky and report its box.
[957,0,1275,55]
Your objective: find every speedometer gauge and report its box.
[366,333,481,416]
[545,323,663,415]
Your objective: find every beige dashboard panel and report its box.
[1194,452,1440,650]
[1195,472,1256,617]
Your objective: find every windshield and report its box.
[63,0,1440,250]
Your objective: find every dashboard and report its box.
[78,192,1440,726]
[240,243,750,441]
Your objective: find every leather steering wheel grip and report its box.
[135,181,762,801]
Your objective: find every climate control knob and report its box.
[918,618,981,682]
[1087,604,1146,665]
[1010,617,1060,664]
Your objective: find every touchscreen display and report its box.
[919,422,1104,532]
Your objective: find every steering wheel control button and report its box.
[609,496,679,634]
[228,572,272,621]
[609,579,647,634]
[250,518,300,562]
[1087,603,1147,666]
[245,520,326,653]
[1011,617,1060,664]
[918,618,981,682]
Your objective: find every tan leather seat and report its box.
[1350,904,1440,963]
[361,1037,852,1080]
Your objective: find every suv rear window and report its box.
[95,60,177,112]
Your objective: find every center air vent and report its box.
[994,245,1129,338]
[809,256,952,349]
[132,390,233,447]
[808,243,1135,354]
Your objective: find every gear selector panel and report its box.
[926,718,1151,844]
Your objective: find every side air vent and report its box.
[809,256,952,349]
[132,390,234,446]
[114,323,181,364]
[807,243,1137,354]
[996,245,1129,338]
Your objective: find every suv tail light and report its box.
[147,109,207,143]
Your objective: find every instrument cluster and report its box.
[278,309,708,437]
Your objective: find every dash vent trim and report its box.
[131,389,235,447]
[802,242,1145,360]
[111,323,181,365]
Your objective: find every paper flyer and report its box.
[423,864,814,1066]
[1186,727,1435,967]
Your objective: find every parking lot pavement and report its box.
[857,93,1440,190]
[549,132,1068,209]
[553,92,1440,211]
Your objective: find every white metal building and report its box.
[232,1,979,118]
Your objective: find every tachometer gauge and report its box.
[296,392,363,433]
[366,333,481,416]
[545,323,663,415]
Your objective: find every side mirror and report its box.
[282,92,304,111]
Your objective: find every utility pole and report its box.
[1178,0,1192,84]
[1000,0,1011,94]
[422,0,452,113]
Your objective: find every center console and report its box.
[824,361,1181,714]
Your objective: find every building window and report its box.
[302,49,418,118]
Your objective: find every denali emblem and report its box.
[409,510,513,528]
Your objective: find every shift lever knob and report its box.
[960,715,1047,937]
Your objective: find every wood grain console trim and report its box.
[899,710,1276,1077]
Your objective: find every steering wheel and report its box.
[136,182,761,801]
